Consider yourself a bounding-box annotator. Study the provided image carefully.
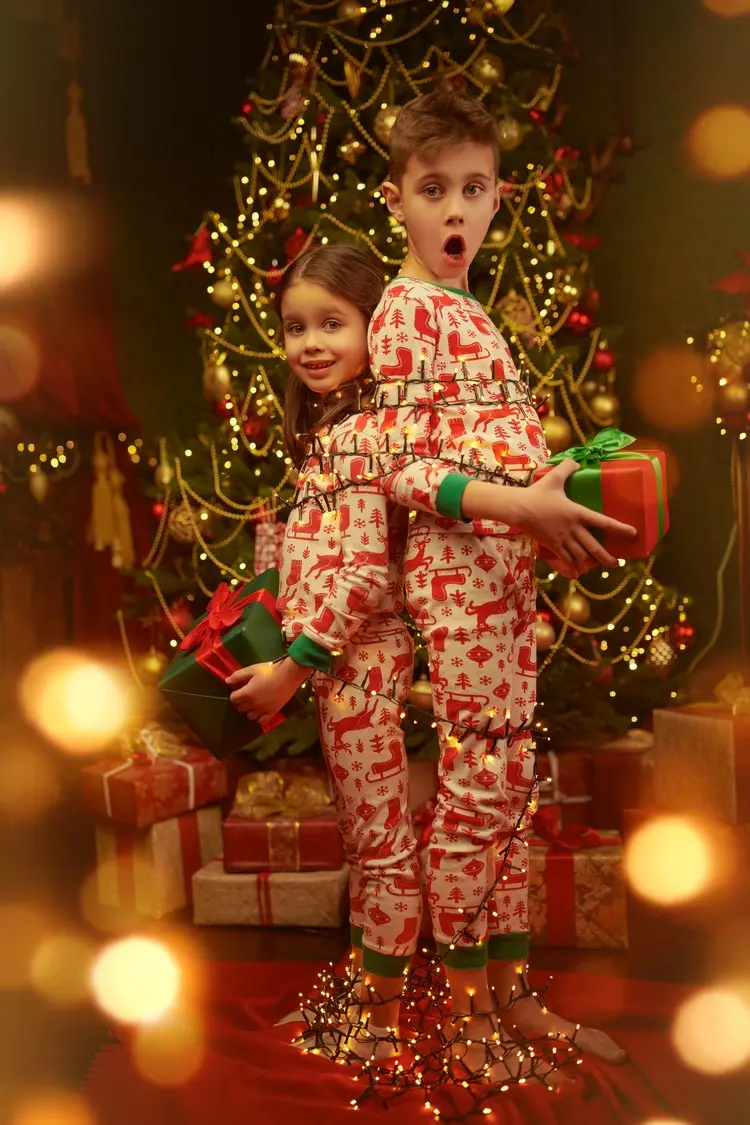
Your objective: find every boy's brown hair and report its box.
[387,90,501,184]
[276,244,384,468]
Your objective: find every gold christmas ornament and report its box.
[168,501,200,544]
[373,104,401,147]
[408,678,434,711]
[344,59,363,100]
[486,0,516,13]
[337,0,363,21]
[580,378,600,400]
[29,468,49,504]
[136,647,169,684]
[338,133,367,164]
[711,349,744,381]
[202,362,232,402]
[590,391,621,427]
[541,414,573,454]
[269,196,291,222]
[210,277,236,308]
[497,116,523,151]
[470,51,505,88]
[716,379,750,414]
[535,614,557,652]
[646,634,676,671]
[559,590,591,626]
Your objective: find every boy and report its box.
[370,90,631,1072]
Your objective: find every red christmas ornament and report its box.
[212,396,234,420]
[152,501,165,518]
[580,287,601,316]
[284,226,309,260]
[242,101,253,116]
[529,108,546,125]
[563,231,601,251]
[185,311,215,332]
[567,308,593,336]
[670,621,696,649]
[244,414,270,443]
[591,346,615,374]
[595,662,614,686]
[169,597,195,633]
[533,394,550,418]
[265,268,284,290]
[0,481,8,495]
[536,608,552,623]
[554,144,580,164]
[171,228,212,272]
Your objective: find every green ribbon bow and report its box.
[547,427,635,466]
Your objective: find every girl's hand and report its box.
[515,461,637,578]
[226,657,310,726]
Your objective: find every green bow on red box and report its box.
[541,427,669,559]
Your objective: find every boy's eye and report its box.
[465,183,484,196]
[423,185,442,198]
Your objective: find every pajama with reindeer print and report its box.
[278,409,421,972]
[368,275,549,967]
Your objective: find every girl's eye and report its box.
[285,324,303,335]
[324,319,341,330]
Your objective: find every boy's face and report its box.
[382,142,501,288]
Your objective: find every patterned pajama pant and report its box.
[314,612,421,963]
[404,522,538,952]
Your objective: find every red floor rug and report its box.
[82,961,747,1125]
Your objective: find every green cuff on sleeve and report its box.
[287,632,334,673]
[436,472,472,521]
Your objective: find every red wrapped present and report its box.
[95,805,222,918]
[528,806,627,948]
[536,428,668,560]
[192,860,349,927]
[653,676,750,823]
[537,749,592,826]
[222,769,343,872]
[591,729,654,832]
[82,724,227,828]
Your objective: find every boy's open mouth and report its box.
[442,234,466,264]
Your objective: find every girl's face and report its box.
[281,279,368,398]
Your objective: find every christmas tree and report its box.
[135,0,691,752]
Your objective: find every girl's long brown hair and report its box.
[276,244,385,467]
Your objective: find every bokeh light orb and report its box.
[132,1009,205,1086]
[624,815,714,906]
[19,650,135,754]
[672,987,750,1074]
[633,347,714,432]
[0,902,51,988]
[31,931,95,1006]
[0,326,40,403]
[90,937,181,1025]
[10,1091,96,1125]
[703,0,750,15]
[686,104,750,180]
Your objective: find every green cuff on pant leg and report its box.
[350,923,364,949]
[436,940,489,970]
[488,932,530,962]
[362,947,412,979]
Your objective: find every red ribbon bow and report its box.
[531,804,618,851]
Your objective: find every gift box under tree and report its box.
[95,805,222,919]
[591,729,654,833]
[222,770,344,873]
[192,860,349,927]
[652,675,750,823]
[158,569,305,759]
[536,428,668,560]
[82,723,227,828]
[536,748,592,827]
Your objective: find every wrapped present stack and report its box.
[82,722,227,919]
[192,770,349,928]
[254,519,285,575]
[623,674,750,976]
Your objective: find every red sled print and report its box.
[286,506,324,540]
[366,740,404,784]
[380,347,414,379]
[505,759,534,797]
[447,330,490,364]
[516,645,536,676]
[413,304,439,344]
[490,440,533,474]
[386,872,421,897]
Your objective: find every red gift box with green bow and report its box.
[158,569,305,759]
[537,428,669,559]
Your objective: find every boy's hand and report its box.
[226,657,310,726]
[515,461,637,578]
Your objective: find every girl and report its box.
[226,245,421,1061]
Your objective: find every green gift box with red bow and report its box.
[537,428,669,559]
[158,569,305,760]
